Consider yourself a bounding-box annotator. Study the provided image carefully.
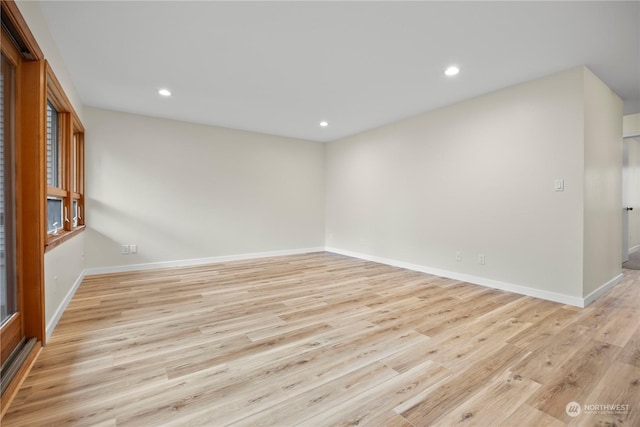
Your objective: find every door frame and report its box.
[0,36,23,366]
[623,131,640,263]
[0,0,46,418]
[623,140,630,262]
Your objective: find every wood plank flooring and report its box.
[3,252,639,426]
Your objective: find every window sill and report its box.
[45,225,85,252]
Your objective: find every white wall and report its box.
[44,234,85,337]
[15,1,83,121]
[13,0,629,315]
[84,108,325,269]
[16,1,86,336]
[326,67,622,303]
[582,69,623,295]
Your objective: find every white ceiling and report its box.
[39,1,640,142]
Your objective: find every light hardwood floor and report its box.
[3,252,639,426]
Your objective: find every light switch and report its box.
[554,179,564,192]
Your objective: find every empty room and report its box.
[1,0,639,426]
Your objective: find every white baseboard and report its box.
[582,274,624,307]
[46,270,85,341]
[629,245,640,255]
[325,247,589,307]
[84,247,326,276]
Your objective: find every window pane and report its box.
[1,52,17,326]
[47,197,63,233]
[72,134,77,192]
[46,102,59,188]
[72,199,78,227]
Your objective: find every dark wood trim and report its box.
[0,315,22,365]
[73,113,85,133]
[18,59,47,344]
[0,21,23,370]
[0,342,41,419]
[46,64,84,234]
[77,133,85,225]
[0,1,48,420]
[46,62,81,125]
[0,0,44,61]
[60,113,72,230]
[45,225,86,252]
[47,186,67,198]
[0,25,20,64]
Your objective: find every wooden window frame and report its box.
[71,126,85,228]
[45,63,85,251]
[0,0,45,418]
[1,18,23,375]
[46,100,65,233]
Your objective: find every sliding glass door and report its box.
[0,48,21,368]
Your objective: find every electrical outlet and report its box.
[455,251,462,262]
[130,244,137,254]
[122,244,130,255]
[478,254,486,265]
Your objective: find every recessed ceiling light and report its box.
[320,121,329,127]
[158,88,172,97]
[444,66,460,77]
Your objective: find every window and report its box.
[46,197,63,233]
[45,63,85,246]
[1,46,17,335]
[46,102,59,187]
[70,127,84,228]
[46,102,62,234]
